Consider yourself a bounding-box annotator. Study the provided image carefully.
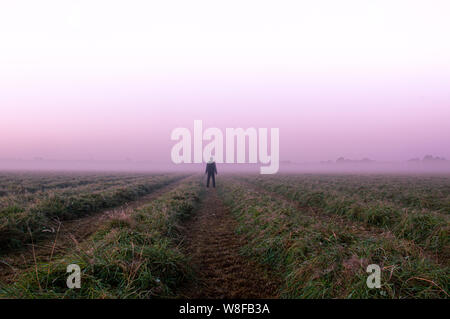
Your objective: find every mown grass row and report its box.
[260,174,450,212]
[0,172,153,197]
[0,178,202,298]
[218,178,449,299]
[242,176,449,256]
[0,174,185,251]
[0,174,162,212]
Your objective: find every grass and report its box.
[0,178,202,298]
[218,176,449,298]
[0,172,448,299]
[241,175,449,256]
[0,174,185,251]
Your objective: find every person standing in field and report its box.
[205,157,218,188]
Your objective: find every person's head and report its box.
[208,157,214,163]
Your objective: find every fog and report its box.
[1,1,449,167]
[1,159,449,174]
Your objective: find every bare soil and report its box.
[179,188,280,299]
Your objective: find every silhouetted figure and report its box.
[205,157,218,188]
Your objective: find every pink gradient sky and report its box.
[1,1,449,166]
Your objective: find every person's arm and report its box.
[205,164,208,174]
[214,163,217,174]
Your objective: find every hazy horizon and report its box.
[1,157,449,174]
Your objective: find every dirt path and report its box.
[179,188,280,299]
[0,176,192,284]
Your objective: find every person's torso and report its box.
[206,162,215,173]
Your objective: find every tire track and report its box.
[179,188,280,299]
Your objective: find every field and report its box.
[0,172,448,298]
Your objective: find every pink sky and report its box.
[1,1,449,166]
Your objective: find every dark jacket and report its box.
[205,162,217,175]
